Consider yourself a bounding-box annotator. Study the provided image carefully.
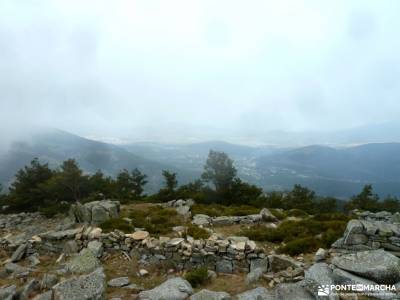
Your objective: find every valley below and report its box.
[2,129,400,198]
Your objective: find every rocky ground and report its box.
[0,200,399,299]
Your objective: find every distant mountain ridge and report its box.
[120,121,400,146]
[124,141,400,198]
[1,129,400,198]
[255,143,400,197]
[0,129,196,192]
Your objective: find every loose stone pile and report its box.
[162,199,279,226]
[192,208,278,227]
[0,212,43,230]
[332,210,400,254]
[36,228,268,274]
[2,206,400,299]
[161,199,195,219]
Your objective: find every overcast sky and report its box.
[1,0,400,143]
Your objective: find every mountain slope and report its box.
[255,143,400,197]
[0,129,196,192]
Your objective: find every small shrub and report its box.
[239,225,284,242]
[191,204,227,217]
[269,208,287,220]
[129,206,183,235]
[186,224,210,239]
[240,212,348,255]
[191,204,259,217]
[276,220,321,242]
[99,218,133,233]
[40,202,70,218]
[313,212,349,222]
[184,267,209,287]
[225,205,260,216]
[278,237,320,256]
[321,228,341,247]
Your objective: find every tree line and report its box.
[0,150,399,216]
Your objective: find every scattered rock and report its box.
[41,273,58,289]
[260,208,278,222]
[166,238,184,247]
[87,240,103,257]
[0,285,17,300]
[207,270,217,281]
[28,254,41,266]
[5,262,30,277]
[128,231,150,241]
[192,214,211,226]
[123,283,144,291]
[213,216,234,226]
[268,254,302,273]
[10,243,27,262]
[139,269,149,277]
[314,248,327,262]
[42,228,81,240]
[52,268,106,300]
[246,268,264,285]
[138,277,193,300]
[274,281,314,300]
[172,226,186,234]
[88,227,102,239]
[108,276,130,287]
[176,205,191,218]
[190,289,231,300]
[63,240,79,255]
[19,278,40,300]
[236,287,274,300]
[65,248,101,274]
[32,291,53,300]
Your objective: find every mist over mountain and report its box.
[2,1,400,199]
[0,129,196,192]
[94,120,400,147]
[255,143,400,198]
[2,126,400,198]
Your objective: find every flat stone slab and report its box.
[128,231,150,241]
[108,277,130,288]
[166,238,185,247]
[138,277,193,300]
[52,268,106,300]
[65,248,101,274]
[332,249,400,284]
[190,289,231,300]
[236,287,274,300]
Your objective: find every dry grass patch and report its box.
[191,204,260,217]
[213,224,244,237]
[101,204,185,236]
[121,203,158,217]
[103,253,168,299]
[202,273,266,295]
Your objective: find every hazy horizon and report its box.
[2,1,400,144]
